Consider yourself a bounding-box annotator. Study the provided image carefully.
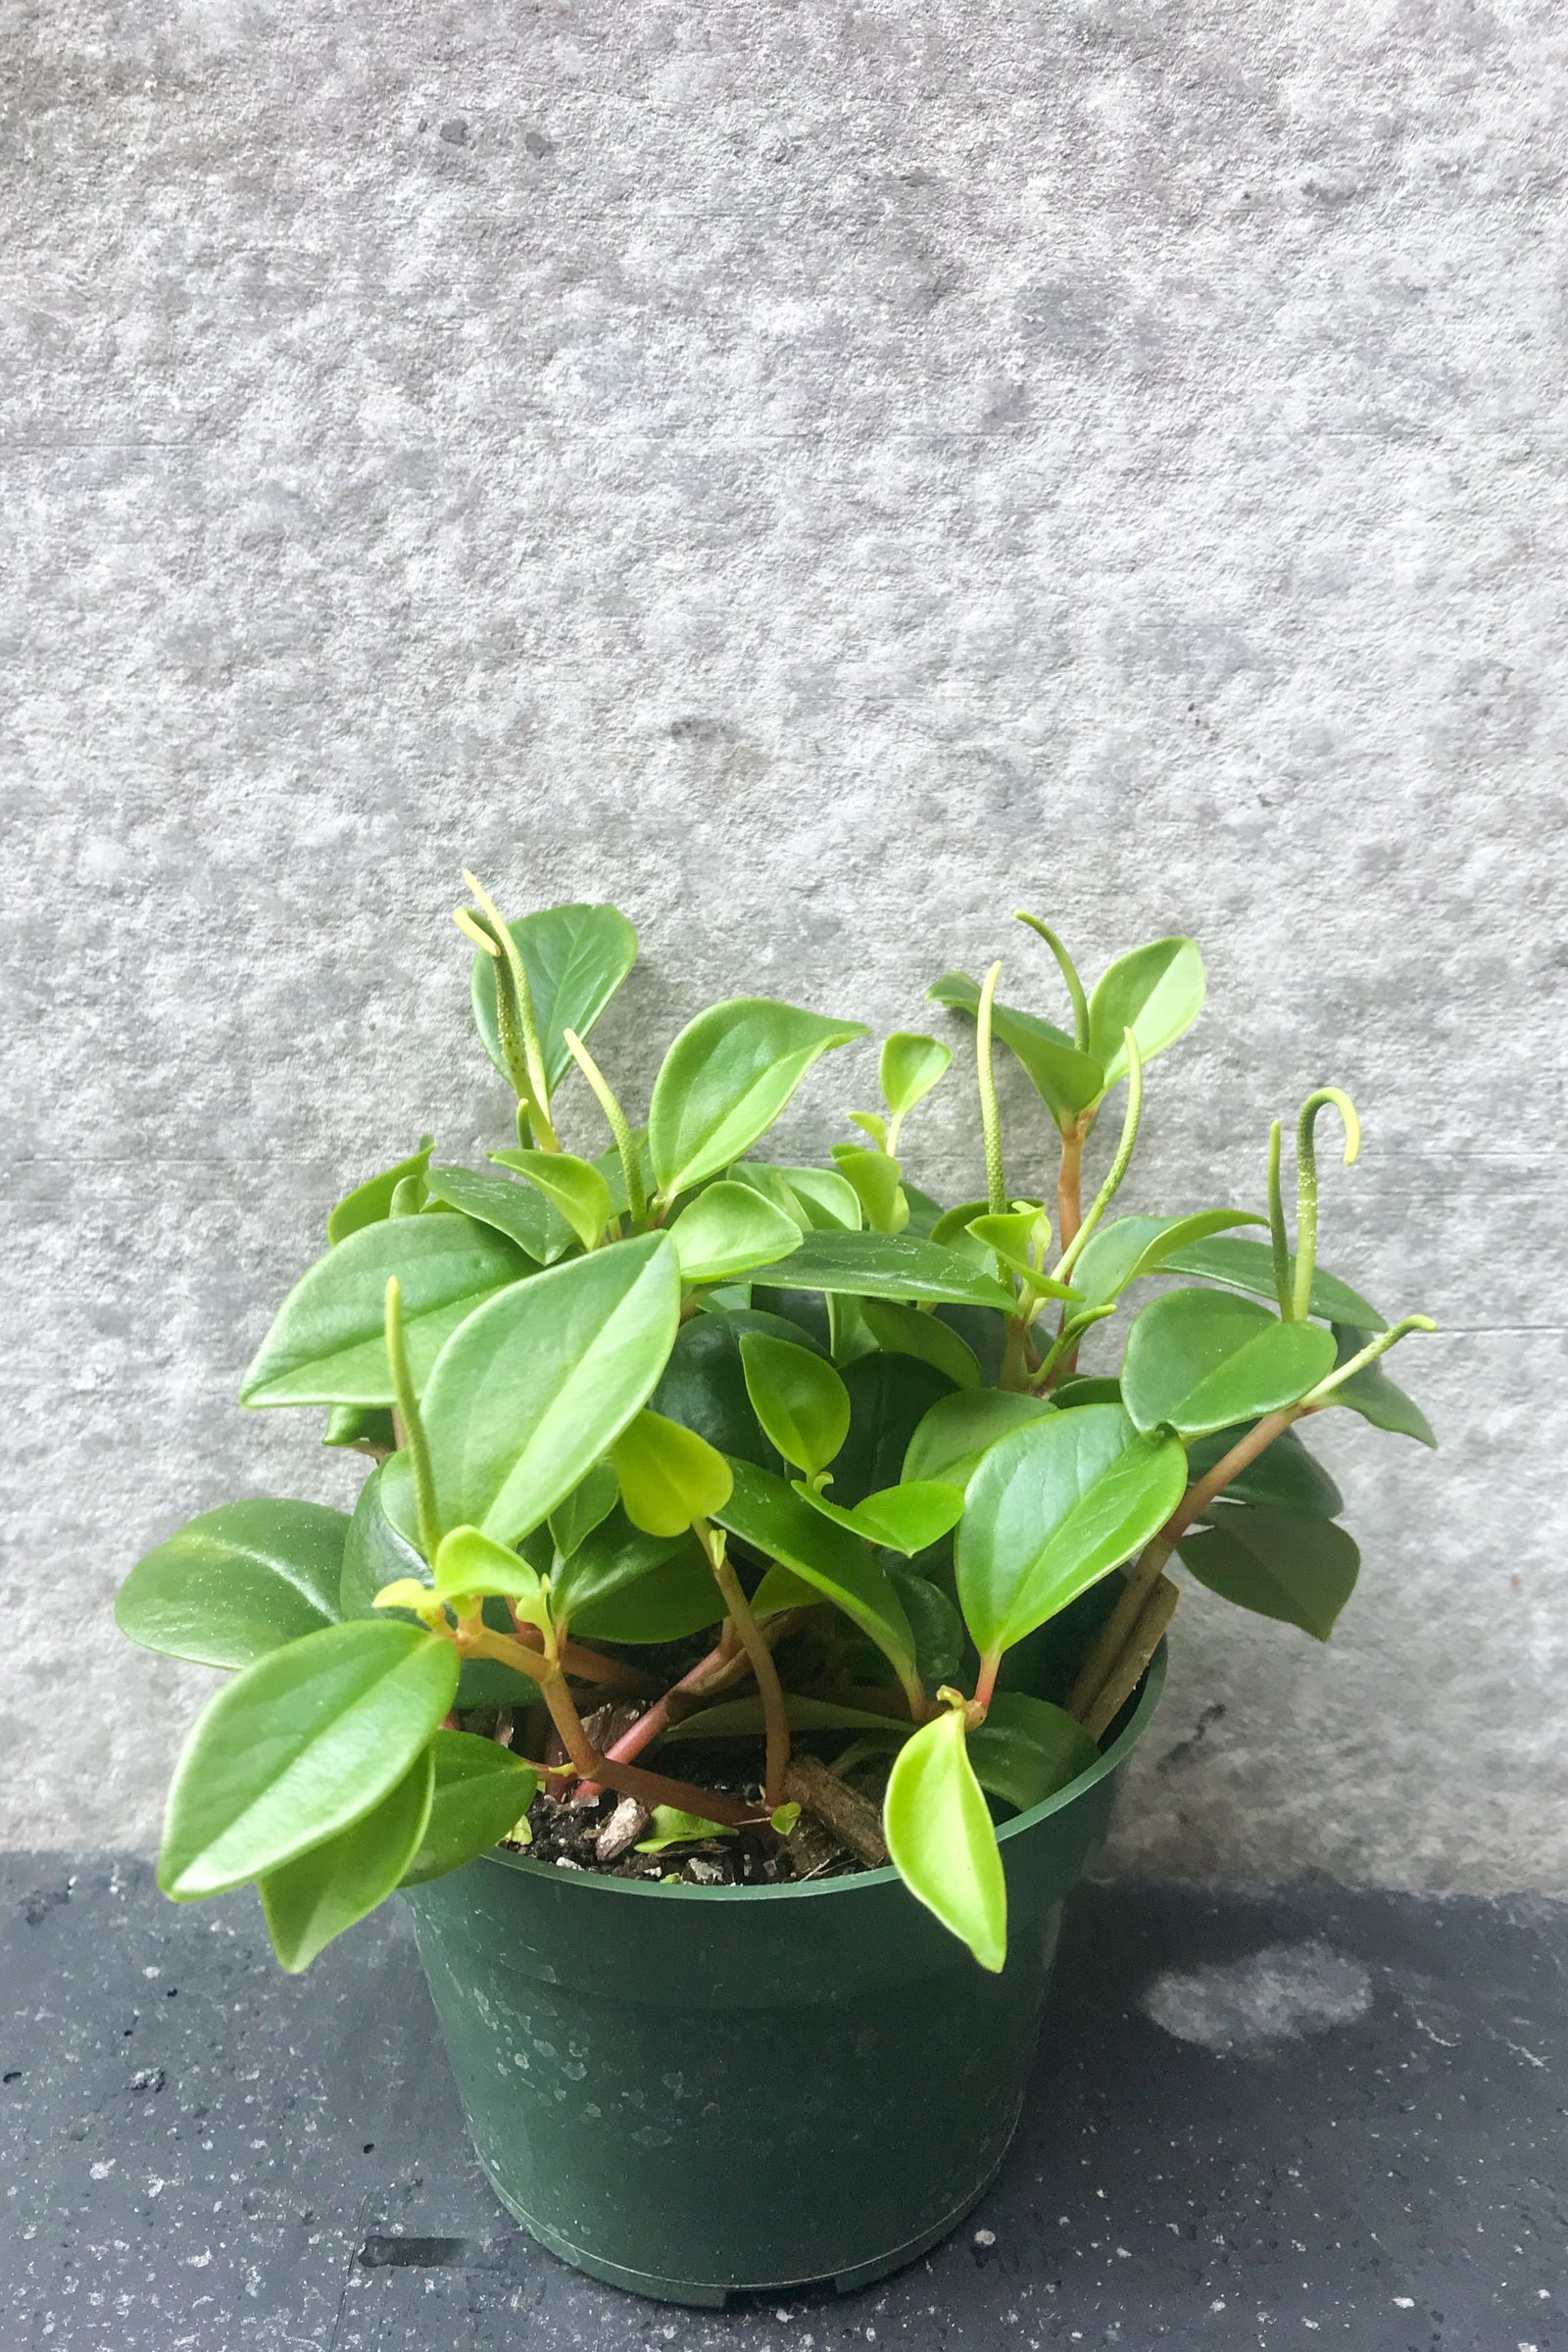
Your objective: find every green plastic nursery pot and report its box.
[404,1651,1165,2307]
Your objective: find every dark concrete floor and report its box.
[3,1856,1563,2350]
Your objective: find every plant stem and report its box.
[1291,1087,1359,1323]
[973,1650,1001,1716]
[1080,1575,1180,1742]
[1056,1116,1089,1257]
[781,1755,888,1867]
[563,1026,647,1227]
[1302,1314,1438,1403]
[704,1526,791,1810]
[539,1670,760,1826]
[383,1279,442,1561]
[505,1616,663,1696]
[1054,1030,1144,1287]
[1064,1405,1308,1721]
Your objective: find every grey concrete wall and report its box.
[3,0,1565,1889]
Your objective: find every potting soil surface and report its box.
[4,1856,1563,2350]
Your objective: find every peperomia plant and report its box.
[118,882,1436,1973]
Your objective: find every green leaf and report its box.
[834,1147,908,1235]
[259,1743,435,1971]
[549,1459,620,1559]
[668,1181,802,1284]
[326,1140,435,1246]
[1325,1324,1438,1447]
[662,1693,907,1740]
[757,1230,1016,1313]
[421,1234,681,1544]
[883,1708,1006,1972]
[1069,1209,1270,1312]
[739,1333,851,1477]
[1122,1289,1337,1440]
[339,1470,533,1704]
[956,1404,1188,1656]
[116,1500,348,1669]
[1178,1507,1360,1640]
[967,1691,1098,1813]
[797,1478,964,1556]
[425,1164,568,1262]
[770,1164,862,1230]
[496,1150,612,1255]
[322,1403,397,1452]
[889,1564,964,1690]
[964,1210,1081,1300]
[652,1312,788,1469]
[718,1460,916,1682]
[635,1806,737,1851]
[612,1409,734,1538]
[1087,937,1205,1089]
[470,903,638,1096]
[858,1298,981,1390]
[401,1728,538,1886]
[431,1526,551,1630]
[560,1521,724,1644]
[880,1032,953,1121]
[831,1352,959,1505]
[158,1620,459,1901]
[1185,1421,1345,1517]
[927,972,1103,1129]
[240,1215,532,1408]
[903,1389,1057,1491]
[846,1112,888,1149]
[649,998,869,1200]
[1049,1376,1122,1408]
[1159,1233,1386,1331]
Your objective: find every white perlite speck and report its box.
[1141,1942,1372,2055]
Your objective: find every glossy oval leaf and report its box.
[1325,1324,1438,1447]
[668,1181,802,1285]
[883,1708,1006,1973]
[771,1164,862,1231]
[612,1409,733,1538]
[425,1164,567,1262]
[1185,1421,1345,1517]
[431,1526,550,1630]
[740,1333,851,1477]
[1159,1233,1386,1331]
[662,1692,906,1741]
[548,1459,620,1559]
[564,1534,724,1644]
[967,1691,1098,1812]
[1178,1506,1361,1640]
[835,1147,908,1236]
[927,972,1103,1128]
[889,1563,964,1690]
[859,1299,981,1391]
[158,1620,459,1901]
[240,1215,532,1408]
[652,1312,785,1469]
[716,1459,916,1681]
[259,1743,434,1971]
[903,1388,1056,1491]
[470,903,638,1095]
[649,998,869,1200]
[497,1150,612,1255]
[880,1032,953,1120]
[831,1351,958,1506]
[421,1234,681,1544]
[797,1478,963,1556]
[401,1729,539,1886]
[326,1140,435,1246]
[956,1404,1188,1657]
[117,1499,349,1669]
[758,1229,1016,1313]
[1088,937,1205,1089]
[1122,1289,1337,1440]
[1069,1209,1270,1312]
[340,1461,428,1619]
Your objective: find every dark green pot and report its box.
[404,1653,1164,2307]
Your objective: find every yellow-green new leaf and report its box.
[884,1706,1007,1973]
[326,1140,434,1245]
[500,1150,613,1254]
[739,1332,851,1476]
[432,1526,551,1633]
[469,903,638,1096]
[1088,937,1205,1089]
[668,1181,802,1284]
[880,1032,952,1121]
[649,998,869,1200]
[612,1410,733,1539]
[158,1620,459,1901]
[259,1744,435,1972]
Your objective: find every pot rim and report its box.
[478,1642,1165,1907]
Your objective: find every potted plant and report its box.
[117,881,1436,2304]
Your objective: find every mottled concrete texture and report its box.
[2,2,1566,1883]
[6,1861,1565,2345]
